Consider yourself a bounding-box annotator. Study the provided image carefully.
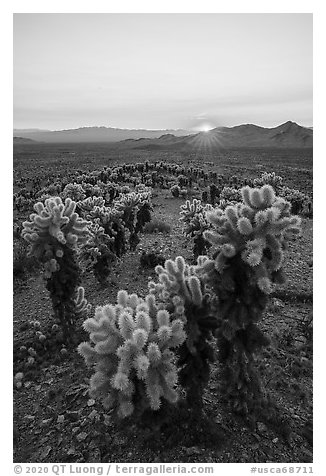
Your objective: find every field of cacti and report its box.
[13,144,313,464]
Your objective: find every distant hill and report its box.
[13,126,194,143]
[116,121,313,150]
[13,136,39,144]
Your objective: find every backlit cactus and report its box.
[114,192,152,251]
[61,183,86,202]
[87,205,127,258]
[22,196,90,255]
[149,256,218,410]
[203,184,301,294]
[253,171,283,191]
[219,186,242,204]
[75,286,92,314]
[149,255,202,310]
[278,186,311,216]
[180,199,212,259]
[77,196,106,216]
[197,184,302,421]
[22,197,91,339]
[78,222,116,283]
[78,290,186,419]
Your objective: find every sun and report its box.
[199,123,214,133]
[188,123,222,152]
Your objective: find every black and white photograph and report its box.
[12,10,313,467]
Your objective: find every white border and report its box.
[3,2,323,472]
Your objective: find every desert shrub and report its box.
[143,219,171,234]
[78,290,186,419]
[140,251,166,269]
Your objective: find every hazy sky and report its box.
[13,13,312,131]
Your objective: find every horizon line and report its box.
[13,120,313,133]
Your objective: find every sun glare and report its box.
[188,124,222,153]
[199,123,213,133]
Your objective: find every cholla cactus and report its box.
[180,198,211,223]
[278,186,310,215]
[78,222,116,283]
[149,256,218,410]
[22,197,90,256]
[78,290,186,419]
[170,184,180,198]
[22,197,90,339]
[203,184,301,294]
[114,192,152,251]
[61,183,86,202]
[180,199,213,260]
[75,286,91,314]
[149,256,201,310]
[135,201,152,233]
[219,186,242,204]
[87,205,127,258]
[77,196,106,216]
[197,184,301,421]
[114,191,147,214]
[253,172,283,191]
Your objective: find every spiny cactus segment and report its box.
[22,196,90,256]
[203,184,301,294]
[78,290,186,419]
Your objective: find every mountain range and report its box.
[13,126,193,143]
[13,121,313,148]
